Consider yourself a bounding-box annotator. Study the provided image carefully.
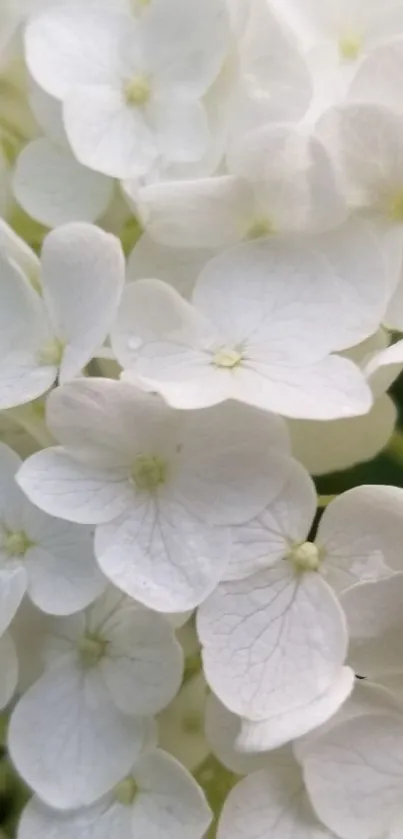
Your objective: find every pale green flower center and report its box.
[124,75,151,106]
[247,217,276,239]
[131,454,167,490]
[77,633,108,667]
[288,541,320,572]
[213,348,242,369]
[4,530,34,557]
[37,338,64,367]
[114,776,139,806]
[338,33,362,61]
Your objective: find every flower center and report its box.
[131,454,167,490]
[114,776,139,806]
[288,541,320,573]
[3,530,33,557]
[37,338,64,367]
[124,75,151,106]
[77,633,108,667]
[247,217,275,239]
[338,33,362,61]
[212,348,242,369]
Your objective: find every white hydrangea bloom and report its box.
[8,587,182,807]
[111,230,387,418]
[0,631,18,710]
[0,222,125,409]
[17,378,290,612]
[18,749,212,839]
[131,125,346,250]
[0,441,105,616]
[197,464,403,729]
[25,0,230,177]
[272,0,403,119]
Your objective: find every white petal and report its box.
[149,96,209,164]
[0,566,27,635]
[0,632,18,710]
[231,355,372,420]
[341,574,403,678]
[365,338,403,395]
[111,278,215,378]
[288,394,397,476]
[0,218,40,282]
[19,795,131,839]
[131,749,212,839]
[64,88,157,179]
[25,7,127,99]
[17,447,134,525]
[0,256,55,409]
[226,456,316,581]
[99,601,183,714]
[13,139,114,227]
[40,223,125,381]
[143,0,229,97]
[318,485,403,590]
[349,39,403,114]
[21,512,105,615]
[302,713,403,839]
[197,564,348,721]
[95,501,230,613]
[8,660,150,809]
[137,176,251,249]
[28,83,68,146]
[217,759,336,839]
[236,667,355,753]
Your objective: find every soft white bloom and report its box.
[273,0,403,119]
[8,587,182,808]
[18,748,212,839]
[0,221,124,409]
[17,378,290,612]
[127,232,215,299]
[25,0,230,177]
[197,464,403,728]
[13,86,114,227]
[132,125,346,250]
[0,441,105,616]
[111,230,386,418]
[301,709,403,839]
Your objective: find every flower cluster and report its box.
[1,1,403,838]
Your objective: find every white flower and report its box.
[17,378,289,612]
[273,0,403,119]
[111,229,386,418]
[197,462,403,729]
[301,708,403,839]
[25,0,230,177]
[13,86,114,227]
[0,221,124,409]
[18,749,212,839]
[0,441,105,616]
[131,125,346,250]
[8,587,182,808]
